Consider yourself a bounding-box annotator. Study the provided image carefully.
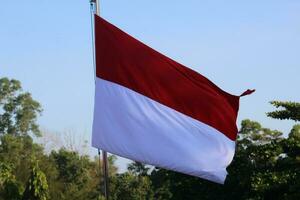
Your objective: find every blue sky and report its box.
[1,0,300,171]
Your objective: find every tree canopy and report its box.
[267,101,300,122]
[0,78,42,136]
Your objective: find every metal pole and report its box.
[90,0,109,199]
[95,0,100,16]
[102,151,109,200]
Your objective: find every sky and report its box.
[1,0,300,172]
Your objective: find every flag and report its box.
[92,15,254,184]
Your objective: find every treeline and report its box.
[0,77,299,200]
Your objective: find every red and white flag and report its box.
[92,15,254,184]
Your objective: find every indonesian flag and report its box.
[92,15,254,184]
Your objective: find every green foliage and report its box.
[109,162,153,200]
[128,162,150,176]
[110,172,153,200]
[22,161,49,200]
[49,149,97,200]
[0,77,42,136]
[0,134,45,184]
[239,119,283,144]
[51,149,89,184]
[267,101,300,121]
[0,163,23,200]
[289,124,300,140]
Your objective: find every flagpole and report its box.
[102,151,109,200]
[90,0,109,200]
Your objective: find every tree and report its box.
[0,163,23,200]
[0,78,111,200]
[22,161,49,200]
[107,161,154,200]
[48,149,118,200]
[267,101,300,121]
[0,77,42,136]
[128,162,150,176]
[0,134,46,183]
[110,172,153,200]
[49,149,91,199]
